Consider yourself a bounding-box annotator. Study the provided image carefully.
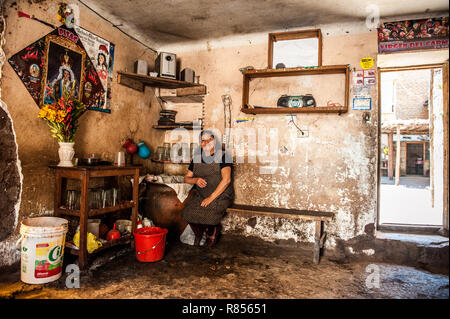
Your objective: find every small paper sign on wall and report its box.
[353,95,372,110]
[353,69,376,86]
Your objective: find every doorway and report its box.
[378,65,446,228]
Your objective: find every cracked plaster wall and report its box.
[0,0,163,268]
[175,28,380,250]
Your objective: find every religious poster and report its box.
[74,25,115,113]
[8,25,104,110]
[41,35,85,105]
[378,17,449,53]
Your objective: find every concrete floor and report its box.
[379,176,442,225]
[0,234,448,299]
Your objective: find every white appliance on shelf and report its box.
[155,52,176,79]
[134,60,148,75]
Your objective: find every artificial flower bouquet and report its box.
[38,94,88,142]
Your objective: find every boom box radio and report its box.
[277,94,316,108]
[155,52,176,79]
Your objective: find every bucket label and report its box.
[34,241,64,278]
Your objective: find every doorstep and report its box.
[374,231,449,274]
[376,231,449,248]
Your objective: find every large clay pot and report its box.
[141,182,193,242]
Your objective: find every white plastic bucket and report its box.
[19,217,68,284]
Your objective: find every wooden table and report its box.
[49,165,141,269]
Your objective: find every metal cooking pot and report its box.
[80,157,101,166]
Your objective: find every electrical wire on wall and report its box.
[289,114,304,135]
[222,94,232,148]
[77,0,157,54]
[157,88,166,109]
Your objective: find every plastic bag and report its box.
[179,224,206,246]
[73,231,102,253]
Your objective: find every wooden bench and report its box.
[225,204,334,264]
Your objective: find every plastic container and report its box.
[19,217,68,284]
[133,227,168,262]
[115,219,132,234]
[76,219,100,238]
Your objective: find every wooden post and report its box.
[443,63,449,234]
[395,126,401,186]
[79,171,89,270]
[430,69,435,207]
[423,142,426,176]
[313,221,322,264]
[388,132,394,180]
[131,167,140,231]
[54,170,62,216]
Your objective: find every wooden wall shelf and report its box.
[152,125,197,130]
[241,106,347,115]
[158,95,204,103]
[117,71,207,92]
[241,65,350,114]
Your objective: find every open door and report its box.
[442,63,449,236]
[377,64,448,232]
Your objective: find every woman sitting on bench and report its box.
[182,130,234,247]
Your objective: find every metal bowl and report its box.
[80,158,101,166]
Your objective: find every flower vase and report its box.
[58,142,75,167]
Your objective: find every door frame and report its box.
[376,63,448,234]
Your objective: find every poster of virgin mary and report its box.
[41,35,85,105]
[9,25,105,111]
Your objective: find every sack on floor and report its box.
[180,224,206,246]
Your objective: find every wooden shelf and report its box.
[241,65,350,114]
[241,106,347,114]
[51,165,140,269]
[56,201,135,217]
[243,65,348,77]
[117,71,207,92]
[152,124,197,130]
[158,95,204,103]
[151,159,190,165]
[65,234,132,256]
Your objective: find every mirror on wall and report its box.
[268,29,322,69]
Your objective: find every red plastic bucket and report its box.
[133,227,168,262]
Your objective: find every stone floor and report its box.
[0,235,448,299]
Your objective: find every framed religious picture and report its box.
[40,34,86,106]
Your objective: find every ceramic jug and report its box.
[137,140,151,159]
